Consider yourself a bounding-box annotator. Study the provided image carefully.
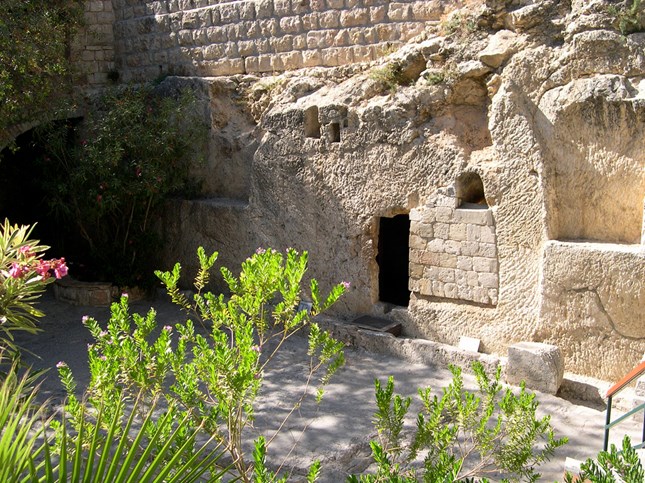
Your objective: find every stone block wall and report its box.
[72,0,116,86]
[111,0,446,80]
[409,194,499,306]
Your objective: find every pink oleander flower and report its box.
[34,260,51,279]
[53,258,68,279]
[9,262,25,279]
[18,246,35,258]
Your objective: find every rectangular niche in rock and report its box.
[304,106,321,139]
[329,122,341,143]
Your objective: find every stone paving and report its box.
[16,291,642,482]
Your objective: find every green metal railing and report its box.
[604,360,645,451]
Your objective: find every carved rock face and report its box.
[71,0,645,382]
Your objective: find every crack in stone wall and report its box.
[569,287,645,341]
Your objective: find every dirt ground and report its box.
[14,290,640,482]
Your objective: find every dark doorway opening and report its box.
[1,128,55,249]
[377,214,410,307]
[0,120,80,260]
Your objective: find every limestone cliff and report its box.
[155,0,645,382]
[0,0,614,383]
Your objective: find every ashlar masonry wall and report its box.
[73,1,116,86]
[111,0,446,81]
[409,192,499,306]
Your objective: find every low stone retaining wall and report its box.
[317,315,504,375]
[53,278,116,306]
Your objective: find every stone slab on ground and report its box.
[507,341,564,395]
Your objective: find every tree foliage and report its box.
[0,0,84,136]
[35,84,207,287]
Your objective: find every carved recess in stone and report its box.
[409,194,499,306]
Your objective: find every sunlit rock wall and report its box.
[109,0,645,382]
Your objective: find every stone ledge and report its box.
[317,318,625,403]
[316,315,504,376]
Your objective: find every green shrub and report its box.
[441,12,479,37]
[369,61,407,93]
[608,0,644,35]
[349,362,567,482]
[424,67,458,87]
[35,84,208,288]
[59,246,347,481]
[564,435,645,483]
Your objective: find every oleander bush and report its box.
[0,219,67,360]
[35,84,208,288]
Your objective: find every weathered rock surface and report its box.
[3,1,641,384]
[150,0,645,382]
[478,29,521,68]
